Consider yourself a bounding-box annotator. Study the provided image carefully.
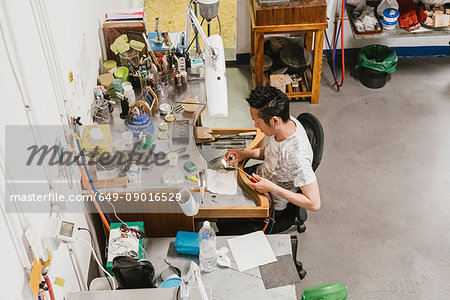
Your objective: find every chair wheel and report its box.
[297,223,306,233]
[298,268,307,280]
[295,261,303,272]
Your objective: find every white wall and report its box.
[236,0,450,54]
[0,0,136,299]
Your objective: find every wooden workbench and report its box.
[85,77,270,237]
[249,0,327,104]
[113,127,269,237]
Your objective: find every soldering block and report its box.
[184,161,196,172]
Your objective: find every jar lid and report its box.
[383,8,399,18]
[103,60,117,70]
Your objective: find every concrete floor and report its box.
[203,57,450,299]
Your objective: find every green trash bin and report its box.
[301,282,347,300]
[356,44,398,89]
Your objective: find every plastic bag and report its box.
[356,45,398,74]
[347,0,366,10]
[420,0,449,5]
[377,0,399,16]
[349,0,367,17]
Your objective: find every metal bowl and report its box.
[280,45,312,73]
[250,55,273,72]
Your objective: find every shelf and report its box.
[347,4,450,39]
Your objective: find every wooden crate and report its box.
[251,0,327,26]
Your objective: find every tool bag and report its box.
[112,256,156,289]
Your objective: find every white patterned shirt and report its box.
[256,116,316,211]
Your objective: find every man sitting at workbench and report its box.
[218,86,320,234]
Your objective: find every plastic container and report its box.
[356,45,397,89]
[112,78,124,94]
[381,19,397,30]
[123,85,136,106]
[175,231,200,255]
[198,221,217,273]
[168,152,178,167]
[360,66,389,89]
[301,282,347,300]
[160,266,181,281]
[178,189,199,216]
[119,49,140,67]
[114,67,129,83]
[122,131,133,146]
[160,277,181,288]
[383,8,399,23]
[103,60,117,74]
[356,45,398,74]
[162,168,184,186]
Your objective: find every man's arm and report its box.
[226,146,265,164]
[250,175,321,211]
[246,146,265,160]
[274,181,321,211]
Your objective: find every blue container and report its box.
[381,18,397,30]
[383,8,399,21]
[175,231,199,255]
[160,277,181,288]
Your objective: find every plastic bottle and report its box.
[198,221,217,272]
[123,85,136,106]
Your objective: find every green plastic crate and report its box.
[301,282,347,300]
[106,221,146,274]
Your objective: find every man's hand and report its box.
[249,174,278,194]
[225,149,248,164]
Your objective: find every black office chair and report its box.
[271,112,324,234]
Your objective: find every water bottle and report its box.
[198,221,217,272]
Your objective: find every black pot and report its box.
[360,67,389,89]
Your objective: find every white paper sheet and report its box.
[227,231,277,272]
[206,169,237,195]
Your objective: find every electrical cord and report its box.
[324,30,339,87]
[74,137,112,223]
[185,18,205,54]
[217,15,222,36]
[95,163,147,259]
[77,227,113,290]
[331,0,346,88]
[77,237,116,290]
[268,217,275,235]
[43,273,56,300]
[69,137,110,231]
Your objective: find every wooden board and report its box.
[102,20,147,62]
[194,127,269,220]
[251,0,327,26]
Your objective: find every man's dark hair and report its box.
[245,86,290,125]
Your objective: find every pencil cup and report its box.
[177,189,199,216]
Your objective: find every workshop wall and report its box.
[236,0,449,56]
[0,0,136,299]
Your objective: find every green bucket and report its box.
[301,282,347,300]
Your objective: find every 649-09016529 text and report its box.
[8,192,182,203]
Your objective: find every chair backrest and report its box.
[297,113,324,172]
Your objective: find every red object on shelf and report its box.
[397,0,427,29]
